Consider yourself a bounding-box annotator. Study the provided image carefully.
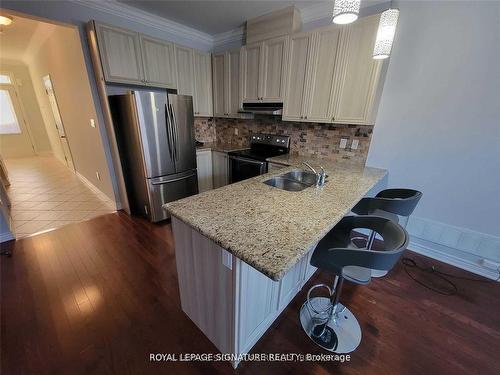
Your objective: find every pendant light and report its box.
[373,8,400,59]
[332,0,361,25]
[0,15,13,26]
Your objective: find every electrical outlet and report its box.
[234,128,239,136]
[339,138,348,149]
[96,171,101,180]
[351,139,359,150]
[90,119,96,128]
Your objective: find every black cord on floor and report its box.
[401,257,500,296]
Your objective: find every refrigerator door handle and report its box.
[169,103,179,161]
[164,104,174,160]
[151,171,197,185]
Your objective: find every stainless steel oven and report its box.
[229,156,267,183]
[228,134,290,184]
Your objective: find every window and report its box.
[0,88,22,134]
[0,74,12,84]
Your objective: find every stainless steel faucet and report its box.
[303,162,326,187]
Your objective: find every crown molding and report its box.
[70,0,214,50]
[212,27,245,51]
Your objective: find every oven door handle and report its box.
[229,156,265,166]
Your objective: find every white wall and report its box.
[27,23,116,201]
[0,61,52,158]
[367,1,500,275]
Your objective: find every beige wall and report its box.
[0,60,52,158]
[26,24,115,201]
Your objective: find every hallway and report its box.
[5,156,115,238]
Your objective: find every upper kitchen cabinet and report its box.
[260,36,289,102]
[282,32,313,121]
[305,27,341,123]
[241,36,288,103]
[175,45,195,97]
[193,51,213,117]
[331,14,383,125]
[212,53,226,117]
[95,23,144,85]
[240,43,262,102]
[212,50,242,118]
[140,35,177,88]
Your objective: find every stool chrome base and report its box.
[300,297,361,353]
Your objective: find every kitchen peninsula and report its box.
[165,163,386,368]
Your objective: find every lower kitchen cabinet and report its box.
[196,150,213,193]
[212,151,229,189]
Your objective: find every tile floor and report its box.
[5,156,116,238]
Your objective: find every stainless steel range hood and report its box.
[241,102,283,115]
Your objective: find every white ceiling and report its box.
[0,15,56,62]
[119,0,386,35]
[118,1,325,34]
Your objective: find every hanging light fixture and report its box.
[332,0,361,25]
[0,15,13,26]
[373,8,399,59]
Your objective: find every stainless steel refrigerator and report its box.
[109,90,198,222]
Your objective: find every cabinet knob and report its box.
[300,116,303,119]
[304,116,307,119]
[332,116,335,122]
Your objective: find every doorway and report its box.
[42,75,75,171]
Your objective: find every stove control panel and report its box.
[250,134,290,149]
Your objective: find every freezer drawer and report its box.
[147,170,198,222]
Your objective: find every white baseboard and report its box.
[75,172,117,210]
[407,216,500,281]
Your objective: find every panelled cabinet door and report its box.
[241,44,262,102]
[212,151,228,189]
[196,150,213,193]
[175,45,195,97]
[212,53,226,117]
[261,36,289,102]
[332,14,382,125]
[95,23,144,84]
[282,33,313,121]
[226,50,241,117]
[140,35,177,88]
[305,27,341,123]
[193,51,213,117]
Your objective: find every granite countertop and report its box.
[165,164,387,281]
[196,142,247,153]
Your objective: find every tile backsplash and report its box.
[194,116,373,165]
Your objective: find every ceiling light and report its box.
[332,0,361,25]
[0,15,13,26]
[373,9,399,60]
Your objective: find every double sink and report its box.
[263,170,319,192]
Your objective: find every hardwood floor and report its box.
[1,212,499,374]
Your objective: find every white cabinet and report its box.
[306,27,341,122]
[331,14,382,125]
[282,14,382,125]
[282,32,314,121]
[193,51,213,117]
[95,23,144,85]
[212,151,228,189]
[212,53,226,117]
[175,45,195,97]
[196,150,213,193]
[241,36,288,103]
[140,35,177,88]
[212,50,241,118]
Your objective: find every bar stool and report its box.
[351,188,422,277]
[300,215,409,353]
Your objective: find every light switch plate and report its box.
[351,139,359,150]
[234,128,239,136]
[96,171,101,180]
[339,138,348,149]
[90,119,96,128]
